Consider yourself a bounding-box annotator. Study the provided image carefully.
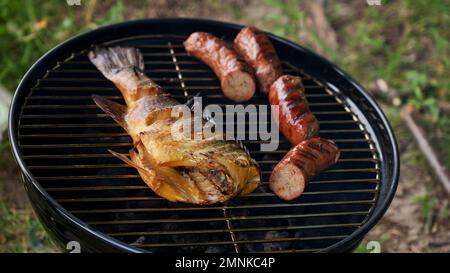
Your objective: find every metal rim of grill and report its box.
[8,18,399,253]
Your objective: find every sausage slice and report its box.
[270,138,340,200]
[184,32,256,102]
[234,26,283,94]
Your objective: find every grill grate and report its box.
[17,34,381,253]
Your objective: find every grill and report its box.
[9,18,399,253]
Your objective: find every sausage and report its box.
[233,26,283,94]
[184,32,256,102]
[270,138,340,200]
[269,75,320,146]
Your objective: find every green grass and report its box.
[0,0,133,253]
[0,0,135,92]
[264,0,450,167]
[1,0,448,156]
[264,0,450,99]
[354,234,389,253]
[0,202,57,252]
[414,193,437,234]
[0,0,72,91]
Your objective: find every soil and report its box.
[0,151,27,208]
[359,106,450,252]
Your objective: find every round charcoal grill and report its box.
[9,19,399,253]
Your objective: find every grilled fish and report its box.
[88,46,261,204]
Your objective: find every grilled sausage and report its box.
[269,75,320,145]
[234,26,283,94]
[270,138,340,200]
[184,32,256,102]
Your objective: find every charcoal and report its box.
[160,215,209,253]
[263,230,291,252]
[204,245,225,253]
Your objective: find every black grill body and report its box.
[9,18,399,253]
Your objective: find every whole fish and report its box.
[88,46,260,204]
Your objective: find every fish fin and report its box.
[88,46,145,81]
[108,149,143,170]
[129,148,161,191]
[239,160,261,196]
[134,140,158,168]
[92,94,127,130]
[133,140,169,184]
[109,148,161,190]
[134,141,200,203]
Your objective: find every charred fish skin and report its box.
[88,46,261,205]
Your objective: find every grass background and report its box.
[0,0,448,252]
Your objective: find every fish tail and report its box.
[88,46,163,106]
[92,94,127,130]
[88,46,145,81]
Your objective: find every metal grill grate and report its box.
[17,34,381,253]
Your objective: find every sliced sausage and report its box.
[184,32,256,102]
[270,138,340,200]
[233,26,283,94]
[269,75,320,145]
